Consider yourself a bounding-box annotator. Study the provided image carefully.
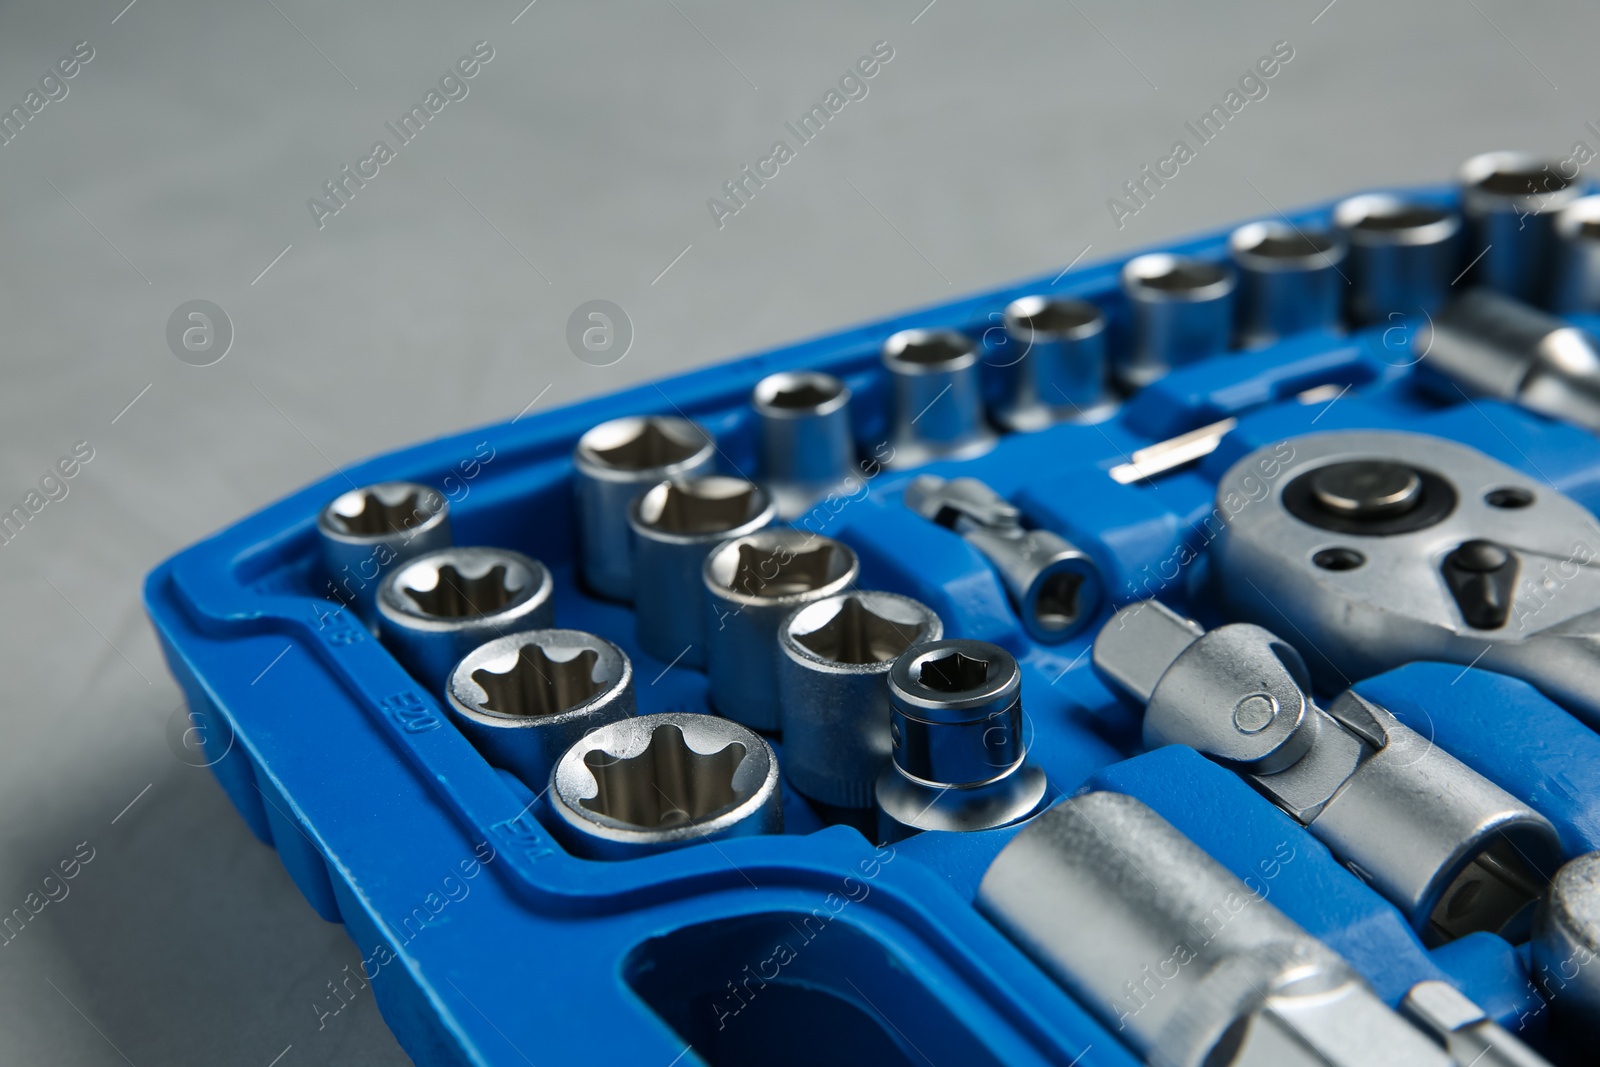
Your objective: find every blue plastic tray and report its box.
[145,184,1600,1066]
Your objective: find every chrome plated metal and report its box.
[1333,193,1460,325]
[1118,253,1236,388]
[1459,151,1581,305]
[881,328,997,468]
[1229,220,1347,348]
[752,371,857,519]
[317,481,450,621]
[995,295,1115,429]
[1553,195,1600,314]
[1402,980,1554,1067]
[1532,852,1600,1041]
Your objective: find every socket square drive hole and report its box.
[643,481,761,534]
[581,724,748,828]
[796,597,922,665]
[404,563,523,618]
[1033,571,1085,632]
[730,542,843,597]
[473,645,605,716]
[590,420,706,470]
[918,651,991,693]
[329,488,436,536]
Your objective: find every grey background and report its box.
[0,0,1590,1063]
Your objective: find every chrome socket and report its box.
[549,711,782,860]
[376,547,555,693]
[1459,151,1581,305]
[995,295,1115,429]
[904,475,1101,643]
[446,629,635,790]
[702,530,859,731]
[572,416,716,602]
[1117,253,1236,388]
[1532,852,1600,1042]
[1229,220,1348,348]
[877,639,1049,841]
[1333,193,1461,324]
[317,481,451,621]
[751,371,857,520]
[777,591,942,808]
[1552,195,1600,313]
[627,476,775,669]
[881,329,997,468]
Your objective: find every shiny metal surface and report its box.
[1095,600,1560,943]
[777,591,941,808]
[446,629,635,791]
[572,416,717,602]
[1458,152,1581,305]
[1229,220,1347,348]
[548,711,781,860]
[1532,852,1600,1040]
[1118,253,1236,388]
[1332,193,1461,324]
[996,295,1115,429]
[977,791,1453,1067]
[751,371,857,519]
[317,481,451,621]
[1553,195,1600,313]
[1108,416,1239,484]
[375,546,555,693]
[881,328,997,468]
[702,530,858,730]
[627,476,775,668]
[1402,980,1554,1067]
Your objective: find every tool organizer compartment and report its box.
[147,174,1600,1066]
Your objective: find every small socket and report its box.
[549,711,782,859]
[1118,254,1236,389]
[376,547,555,693]
[1333,194,1461,325]
[1459,151,1582,305]
[573,416,716,602]
[996,296,1115,429]
[1228,220,1347,348]
[317,481,451,621]
[1553,195,1600,313]
[446,629,635,790]
[881,329,997,468]
[752,371,858,519]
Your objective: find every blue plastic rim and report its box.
[146,184,1600,1066]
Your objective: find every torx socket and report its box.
[1532,852,1600,1042]
[881,328,997,468]
[1459,151,1582,305]
[877,639,1049,841]
[751,371,857,520]
[994,295,1115,429]
[627,476,776,669]
[1117,253,1236,389]
[702,530,858,731]
[1552,195,1600,313]
[1333,193,1461,324]
[572,416,717,602]
[777,591,942,808]
[376,546,555,694]
[1229,219,1348,348]
[317,481,451,623]
[446,629,636,791]
[549,711,782,860]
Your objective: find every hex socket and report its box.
[572,416,716,602]
[627,476,776,669]
[1118,254,1236,388]
[1459,151,1582,305]
[881,329,997,469]
[1333,193,1461,324]
[1553,195,1600,313]
[777,591,942,808]
[317,481,451,622]
[1229,220,1348,348]
[376,546,555,694]
[996,296,1114,429]
[549,711,782,860]
[446,629,635,790]
[752,371,857,520]
[702,530,859,731]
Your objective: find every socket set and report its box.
[147,151,1600,1066]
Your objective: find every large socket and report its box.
[777,591,942,808]
[1333,193,1460,324]
[702,530,858,731]
[1458,151,1581,305]
[994,295,1115,429]
[751,371,857,520]
[572,416,716,602]
[881,329,997,468]
[1118,253,1236,388]
[376,546,555,693]
[317,481,451,621]
[1229,219,1347,348]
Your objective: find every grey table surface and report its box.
[0,0,1592,1063]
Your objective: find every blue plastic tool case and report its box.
[145,184,1600,1066]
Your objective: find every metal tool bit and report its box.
[1210,429,1600,731]
[880,328,997,468]
[1118,253,1236,389]
[1094,600,1560,944]
[702,530,858,731]
[1459,152,1581,305]
[1417,287,1600,432]
[977,791,1456,1067]
[1333,193,1460,325]
[572,416,716,602]
[777,591,942,808]
[994,295,1115,429]
[446,629,635,790]
[376,546,555,693]
[1532,852,1600,1042]
[548,711,781,860]
[1402,979,1555,1067]
[1229,220,1347,348]
[1109,416,1239,485]
[904,475,1101,643]
[628,476,775,668]
[317,481,451,622]
[751,371,857,519]
[876,639,1049,841]
[1552,195,1600,314]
